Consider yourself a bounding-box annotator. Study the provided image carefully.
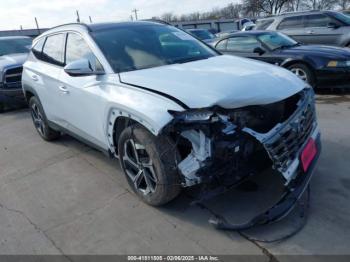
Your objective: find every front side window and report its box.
[278,16,304,30]
[305,14,333,28]
[226,36,262,52]
[92,24,217,73]
[42,34,65,66]
[0,38,32,56]
[65,33,102,71]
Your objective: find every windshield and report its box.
[330,12,350,25]
[189,30,215,40]
[0,38,32,56]
[92,24,217,73]
[257,32,297,50]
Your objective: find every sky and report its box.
[0,0,239,30]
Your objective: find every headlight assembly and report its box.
[327,60,350,68]
[168,109,214,122]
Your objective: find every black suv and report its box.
[255,11,350,47]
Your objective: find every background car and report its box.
[256,10,350,47]
[215,31,350,89]
[187,28,219,44]
[0,36,32,112]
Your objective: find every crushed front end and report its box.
[162,87,321,228]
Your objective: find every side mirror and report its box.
[328,22,340,29]
[64,59,104,77]
[253,47,265,55]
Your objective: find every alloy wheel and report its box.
[290,68,308,82]
[31,103,45,137]
[122,139,158,195]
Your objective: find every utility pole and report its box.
[132,9,139,20]
[76,10,81,23]
[20,25,23,30]
[34,17,40,34]
[89,16,93,23]
[130,15,134,21]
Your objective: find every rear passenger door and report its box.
[276,16,307,43]
[303,14,343,45]
[30,33,67,126]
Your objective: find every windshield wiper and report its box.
[272,44,295,51]
[168,55,211,64]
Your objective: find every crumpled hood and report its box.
[120,55,306,109]
[0,53,28,71]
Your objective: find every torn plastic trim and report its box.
[178,130,212,186]
[209,131,321,230]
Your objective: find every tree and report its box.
[337,0,350,9]
[305,0,338,10]
[258,0,291,15]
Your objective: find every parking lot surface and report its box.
[0,94,350,260]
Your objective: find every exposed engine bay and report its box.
[162,87,318,198]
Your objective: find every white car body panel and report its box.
[22,23,306,153]
[120,55,306,109]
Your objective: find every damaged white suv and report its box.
[23,22,321,222]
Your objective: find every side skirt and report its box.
[47,120,114,158]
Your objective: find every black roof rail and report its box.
[279,10,320,15]
[141,19,171,25]
[47,22,92,32]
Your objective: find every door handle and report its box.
[58,85,69,94]
[31,75,39,81]
[306,30,314,34]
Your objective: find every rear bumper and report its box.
[316,68,350,89]
[0,84,25,104]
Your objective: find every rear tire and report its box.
[118,124,181,206]
[287,63,315,87]
[29,96,60,141]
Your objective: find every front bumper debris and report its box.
[164,87,321,229]
[209,130,321,230]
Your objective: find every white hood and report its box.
[119,55,306,109]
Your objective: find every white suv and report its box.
[22,22,321,220]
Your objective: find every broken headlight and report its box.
[168,109,214,122]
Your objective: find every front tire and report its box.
[29,96,60,141]
[118,124,181,206]
[288,63,315,87]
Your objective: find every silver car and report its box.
[22,22,321,227]
[256,11,350,47]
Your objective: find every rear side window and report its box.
[216,39,227,50]
[277,16,304,30]
[305,14,333,27]
[255,19,275,30]
[42,34,65,66]
[32,38,45,59]
[226,36,261,52]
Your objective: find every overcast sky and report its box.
[0,0,239,30]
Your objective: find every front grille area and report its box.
[3,66,23,89]
[264,91,316,172]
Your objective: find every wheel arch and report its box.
[280,59,315,70]
[106,108,174,157]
